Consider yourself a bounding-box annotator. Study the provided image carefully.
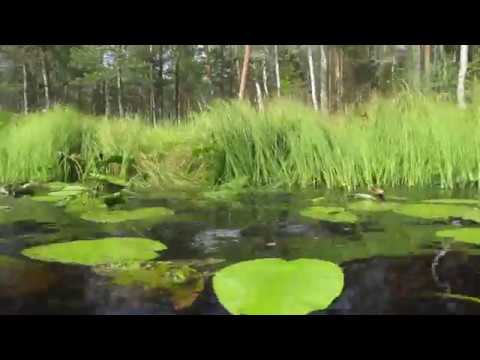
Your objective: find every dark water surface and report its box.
[2,188,480,315]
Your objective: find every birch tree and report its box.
[457,45,469,108]
[307,46,318,111]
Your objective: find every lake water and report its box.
[1,188,480,315]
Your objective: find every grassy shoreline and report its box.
[2,92,480,192]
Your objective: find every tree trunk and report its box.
[157,45,164,119]
[457,45,469,108]
[219,45,225,98]
[423,45,431,89]
[238,45,252,100]
[116,46,124,117]
[410,45,421,89]
[149,45,157,126]
[274,45,281,97]
[255,80,264,112]
[319,45,328,113]
[40,48,50,110]
[175,54,180,119]
[105,80,111,117]
[335,48,343,110]
[307,46,318,111]
[262,53,269,97]
[22,63,28,114]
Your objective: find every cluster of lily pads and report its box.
[8,181,480,314]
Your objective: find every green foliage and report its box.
[393,203,480,222]
[436,228,480,245]
[21,237,167,266]
[213,258,344,315]
[80,207,174,223]
[300,206,358,223]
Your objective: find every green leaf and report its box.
[300,206,358,223]
[393,203,480,222]
[436,228,480,245]
[80,207,174,223]
[21,237,167,266]
[213,258,344,315]
[422,199,479,205]
[347,200,399,212]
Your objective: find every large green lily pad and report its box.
[347,200,399,212]
[300,206,358,223]
[89,174,128,187]
[213,258,344,315]
[436,228,480,245]
[0,205,11,211]
[21,237,167,266]
[31,184,88,203]
[423,199,479,205]
[94,260,204,310]
[393,203,480,222]
[80,207,174,223]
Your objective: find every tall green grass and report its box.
[197,93,480,190]
[2,93,480,191]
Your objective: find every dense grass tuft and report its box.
[2,93,480,191]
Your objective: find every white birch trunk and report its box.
[319,45,328,113]
[22,63,28,114]
[274,45,281,97]
[307,46,318,111]
[457,45,469,108]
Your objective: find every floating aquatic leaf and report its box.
[0,205,11,211]
[311,197,325,204]
[94,260,204,310]
[347,200,399,212]
[393,203,480,222]
[80,207,174,223]
[89,174,128,187]
[213,258,344,315]
[436,228,480,245]
[21,237,167,266]
[30,195,65,203]
[423,199,479,205]
[300,206,358,223]
[64,195,107,215]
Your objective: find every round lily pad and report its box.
[300,206,358,223]
[0,205,11,211]
[311,197,325,204]
[80,207,174,223]
[393,203,480,222]
[423,199,479,205]
[213,258,344,315]
[347,200,399,212]
[436,228,480,245]
[21,237,167,266]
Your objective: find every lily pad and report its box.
[347,200,399,212]
[436,228,480,245]
[423,199,479,205]
[393,203,480,222]
[94,260,204,310]
[80,207,174,223]
[0,205,11,211]
[90,174,128,187]
[213,258,344,315]
[311,197,325,204]
[300,206,358,223]
[30,195,65,203]
[21,237,167,266]
[64,195,107,215]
